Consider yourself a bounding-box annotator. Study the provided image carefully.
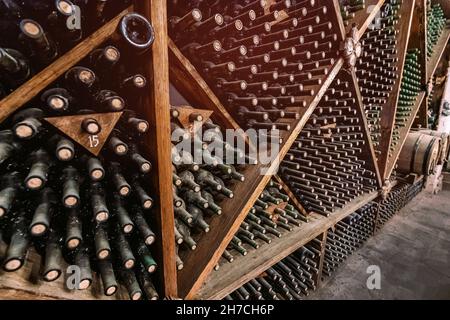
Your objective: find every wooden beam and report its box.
[408,0,428,130]
[134,0,178,298]
[0,6,132,122]
[378,0,417,180]
[194,191,379,300]
[178,59,345,299]
[351,0,386,40]
[331,0,347,41]
[347,69,384,187]
[315,230,329,288]
[168,40,241,131]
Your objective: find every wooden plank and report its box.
[344,0,386,40]
[331,0,347,41]
[168,39,241,131]
[0,6,132,123]
[409,0,427,130]
[274,175,310,216]
[426,27,450,81]
[134,0,178,298]
[385,92,427,179]
[194,191,379,300]
[0,249,127,300]
[315,230,328,288]
[348,69,383,187]
[378,0,417,180]
[409,0,427,86]
[178,59,345,299]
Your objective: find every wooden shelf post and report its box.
[134,0,178,298]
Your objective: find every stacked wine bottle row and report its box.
[223,239,322,300]
[356,0,401,156]
[280,75,378,217]
[321,202,377,279]
[0,0,132,97]
[168,0,341,131]
[216,179,308,269]
[426,2,447,60]
[0,13,161,299]
[170,108,249,271]
[339,0,366,25]
[389,49,422,157]
[223,180,424,300]
[376,184,407,227]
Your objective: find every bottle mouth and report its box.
[20,19,44,38]
[120,13,155,51]
[56,0,75,16]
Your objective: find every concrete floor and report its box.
[309,190,450,300]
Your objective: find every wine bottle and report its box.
[114,227,136,269]
[0,47,31,89]
[119,268,142,300]
[18,19,58,66]
[24,148,51,190]
[0,130,21,165]
[3,213,29,272]
[12,108,44,140]
[29,187,56,236]
[74,247,93,290]
[98,258,118,296]
[134,239,157,274]
[132,206,156,246]
[42,228,64,281]
[108,162,131,197]
[65,208,82,250]
[61,166,80,209]
[0,171,20,218]
[112,194,134,234]
[90,182,109,223]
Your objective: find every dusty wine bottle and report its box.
[41,88,73,113]
[42,228,64,282]
[131,178,153,210]
[48,135,75,161]
[120,268,142,300]
[25,148,51,190]
[12,108,44,140]
[74,247,93,290]
[94,224,111,260]
[3,213,29,272]
[65,208,82,250]
[135,239,157,274]
[18,19,58,65]
[109,162,131,197]
[136,263,159,300]
[98,258,118,296]
[132,206,156,245]
[0,47,31,88]
[61,166,80,208]
[114,227,136,269]
[0,171,20,218]
[29,188,56,236]
[113,194,134,234]
[90,182,109,222]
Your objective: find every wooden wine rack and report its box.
[0,0,448,300]
[0,1,177,300]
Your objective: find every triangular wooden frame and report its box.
[45,112,123,156]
